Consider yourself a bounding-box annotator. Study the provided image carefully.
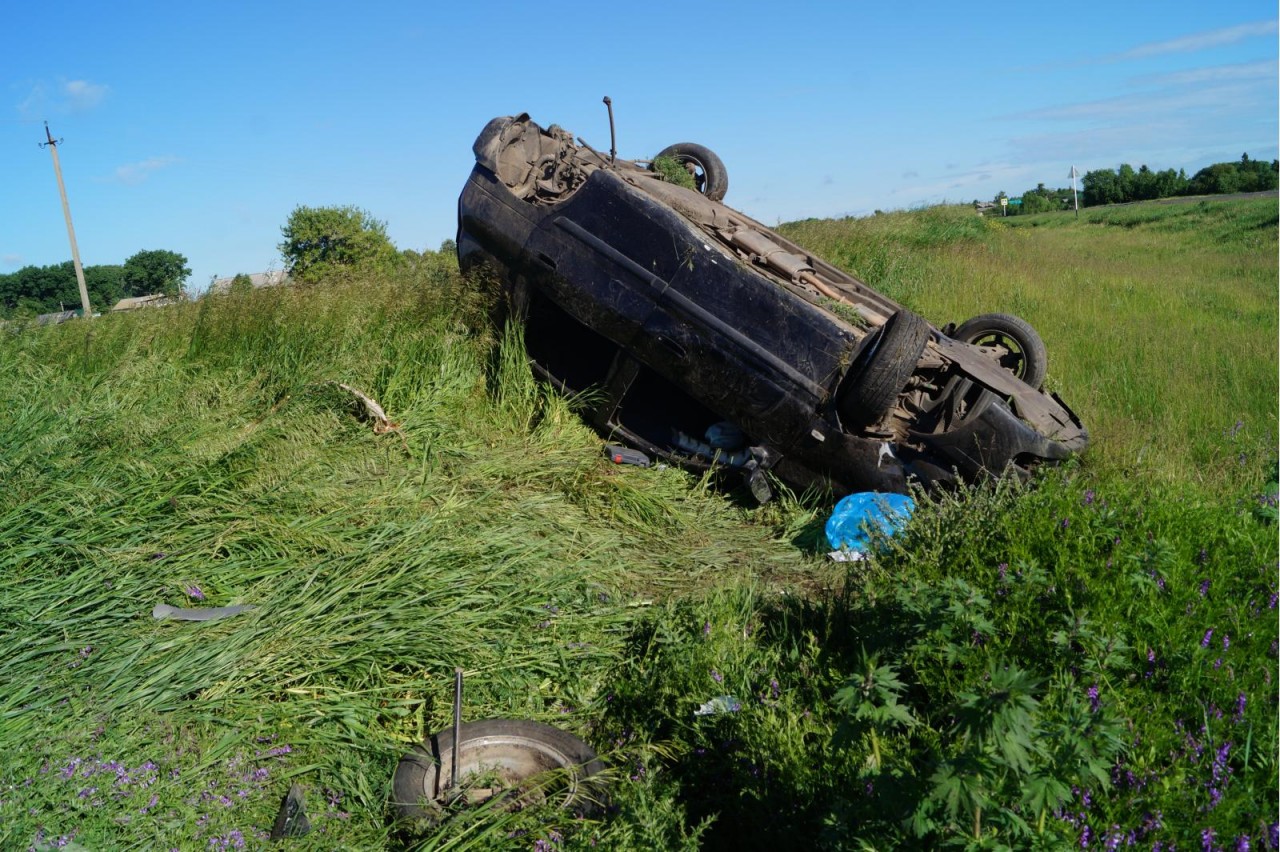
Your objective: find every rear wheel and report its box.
[653,143,728,201]
[838,309,931,429]
[951,313,1047,389]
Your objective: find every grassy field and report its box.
[0,199,1275,850]
[779,197,1278,493]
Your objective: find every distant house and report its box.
[207,270,289,295]
[111,293,174,312]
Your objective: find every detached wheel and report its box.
[951,313,1047,390]
[838,309,931,429]
[392,719,606,826]
[654,143,728,201]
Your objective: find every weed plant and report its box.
[0,202,1275,850]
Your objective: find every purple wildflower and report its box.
[1212,742,1231,782]
[1087,684,1101,713]
[1202,629,1214,648]
[1235,837,1251,852]
[770,678,780,699]
[1203,827,1217,851]
[1199,578,1211,597]
[702,621,711,637]
[1233,693,1247,722]
[711,668,723,684]
[1084,490,1095,506]
[1060,518,1070,529]
[1222,634,1230,651]
[184,583,205,601]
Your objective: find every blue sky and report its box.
[3,1,1276,293]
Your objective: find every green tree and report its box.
[122,249,191,298]
[1081,169,1121,207]
[278,205,399,280]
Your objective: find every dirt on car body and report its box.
[456,112,1088,498]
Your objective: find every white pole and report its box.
[42,123,93,318]
[1070,166,1080,218]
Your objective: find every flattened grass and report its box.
[1,199,1275,849]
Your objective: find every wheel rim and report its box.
[968,330,1030,379]
[675,155,708,194]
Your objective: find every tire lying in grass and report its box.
[653,142,729,201]
[837,309,932,429]
[391,719,606,826]
[950,312,1048,390]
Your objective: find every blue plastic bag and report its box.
[825,492,916,553]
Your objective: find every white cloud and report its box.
[1010,81,1269,123]
[1112,20,1278,61]
[15,78,109,115]
[111,156,179,185]
[1134,59,1277,87]
[3,254,23,267]
[63,79,108,110]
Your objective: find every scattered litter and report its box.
[876,441,895,468]
[325,381,400,434]
[269,783,311,841]
[825,491,916,556]
[605,444,650,467]
[694,695,742,716]
[827,549,867,563]
[152,603,256,621]
[672,430,751,467]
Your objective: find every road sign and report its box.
[1000,197,1008,207]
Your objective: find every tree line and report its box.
[0,249,190,318]
[991,153,1278,214]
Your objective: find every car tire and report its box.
[654,143,729,201]
[838,309,931,429]
[950,312,1047,390]
[392,718,606,825]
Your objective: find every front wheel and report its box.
[653,143,728,201]
[950,313,1047,390]
[837,309,931,429]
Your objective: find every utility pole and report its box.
[1069,165,1080,219]
[39,122,93,319]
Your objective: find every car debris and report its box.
[456,107,1088,498]
[605,444,650,467]
[151,603,256,621]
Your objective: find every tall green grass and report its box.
[780,199,1279,494]
[1,201,1275,850]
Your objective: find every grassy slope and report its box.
[0,201,1275,850]
[779,198,1278,493]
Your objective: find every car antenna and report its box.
[602,96,617,164]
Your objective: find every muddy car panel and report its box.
[457,114,1088,495]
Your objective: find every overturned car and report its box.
[457,112,1087,498]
